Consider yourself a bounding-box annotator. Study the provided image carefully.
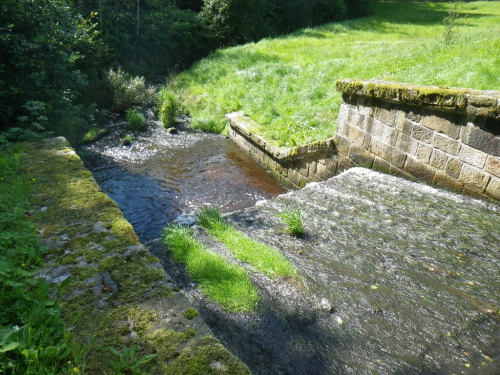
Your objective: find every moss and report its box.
[182,308,200,320]
[165,336,252,375]
[71,266,100,280]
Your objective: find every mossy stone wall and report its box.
[228,80,500,201]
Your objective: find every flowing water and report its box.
[78,114,287,242]
[79,114,500,374]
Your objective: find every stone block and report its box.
[459,164,490,192]
[374,105,397,126]
[404,157,436,182]
[349,145,374,167]
[395,133,412,153]
[485,177,500,201]
[406,110,422,123]
[309,160,318,175]
[485,156,500,178]
[324,157,338,172]
[429,149,448,170]
[445,158,463,179]
[308,173,323,183]
[462,186,488,200]
[416,143,433,163]
[316,162,335,180]
[432,133,461,155]
[333,134,350,156]
[396,117,413,135]
[462,125,500,156]
[458,144,488,169]
[362,133,372,150]
[369,137,389,159]
[347,124,366,147]
[382,126,398,145]
[373,156,392,172]
[421,114,461,139]
[347,107,360,126]
[411,124,434,144]
[295,158,309,177]
[433,171,463,193]
[363,116,374,133]
[386,146,408,169]
[371,119,387,139]
[337,106,349,137]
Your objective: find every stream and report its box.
[79,114,500,375]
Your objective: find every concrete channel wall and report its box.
[227,80,500,201]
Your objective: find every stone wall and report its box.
[227,80,500,201]
[336,79,500,201]
[227,112,351,189]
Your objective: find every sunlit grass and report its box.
[171,1,500,146]
[162,223,259,312]
[198,206,297,278]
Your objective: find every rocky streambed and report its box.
[151,168,500,375]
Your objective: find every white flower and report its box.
[12,325,19,332]
[8,362,14,367]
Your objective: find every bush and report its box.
[125,109,146,131]
[157,87,180,128]
[102,68,157,113]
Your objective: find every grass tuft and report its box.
[162,223,259,312]
[278,206,305,237]
[198,206,297,278]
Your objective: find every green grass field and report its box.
[170,1,500,146]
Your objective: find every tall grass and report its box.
[162,224,259,312]
[170,1,500,146]
[198,206,297,278]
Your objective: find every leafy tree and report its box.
[0,0,95,137]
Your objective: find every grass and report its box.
[82,127,109,144]
[278,206,305,237]
[162,223,259,312]
[169,1,500,146]
[125,109,146,131]
[198,206,297,278]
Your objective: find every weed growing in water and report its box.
[122,134,133,146]
[125,109,146,131]
[278,206,304,237]
[198,206,297,278]
[162,223,259,312]
[82,127,109,144]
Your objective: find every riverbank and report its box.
[20,137,250,374]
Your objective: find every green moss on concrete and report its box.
[336,79,499,114]
[21,137,249,374]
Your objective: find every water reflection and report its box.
[78,115,287,242]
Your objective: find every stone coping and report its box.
[226,111,336,160]
[336,79,500,118]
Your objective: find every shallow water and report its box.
[78,114,287,242]
[221,168,500,375]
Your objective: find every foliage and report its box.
[162,223,259,312]
[0,0,95,137]
[172,1,500,146]
[278,206,304,237]
[157,87,180,128]
[101,68,157,113]
[182,308,200,320]
[198,206,297,278]
[0,149,83,374]
[122,134,133,146]
[126,109,147,131]
[109,345,157,375]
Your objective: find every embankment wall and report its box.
[227,80,500,201]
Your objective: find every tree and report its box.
[0,0,95,136]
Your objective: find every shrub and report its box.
[125,109,146,131]
[102,68,157,113]
[157,87,180,128]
